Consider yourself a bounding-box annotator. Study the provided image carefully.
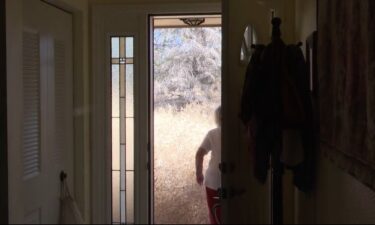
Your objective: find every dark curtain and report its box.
[318,0,375,191]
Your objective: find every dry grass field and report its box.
[154,104,218,224]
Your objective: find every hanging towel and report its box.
[59,174,84,224]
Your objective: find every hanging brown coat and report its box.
[240,25,315,192]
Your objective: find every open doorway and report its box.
[150,15,222,224]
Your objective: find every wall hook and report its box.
[60,171,67,182]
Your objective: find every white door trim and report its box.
[91,2,221,224]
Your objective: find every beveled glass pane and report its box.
[120,99,126,145]
[126,172,134,224]
[121,191,126,224]
[111,37,119,58]
[126,37,134,58]
[112,65,120,118]
[112,118,120,171]
[120,64,126,98]
[126,64,134,117]
[112,171,120,223]
[120,145,125,190]
[126,118,134,171]
[120,37,126,58]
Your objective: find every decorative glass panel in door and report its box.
[111,36,135,225]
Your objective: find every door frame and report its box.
[0,0,8,223]
[148,13,222,224]
[91,2,221,224]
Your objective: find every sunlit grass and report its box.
[154,104,218,224]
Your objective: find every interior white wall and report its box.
[294,0,375,224]
[6,0,91,223]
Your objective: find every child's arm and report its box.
[195,148,208,186]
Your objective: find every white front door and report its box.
[222,0,300,224]
[17,0,74,223]
[222,1,282,224]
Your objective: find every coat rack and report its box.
[249,17,285,224]
[243,16,313,224]
[270,17,284,225]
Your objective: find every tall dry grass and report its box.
[154,104,219,224]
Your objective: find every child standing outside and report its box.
[195,106,222,225]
